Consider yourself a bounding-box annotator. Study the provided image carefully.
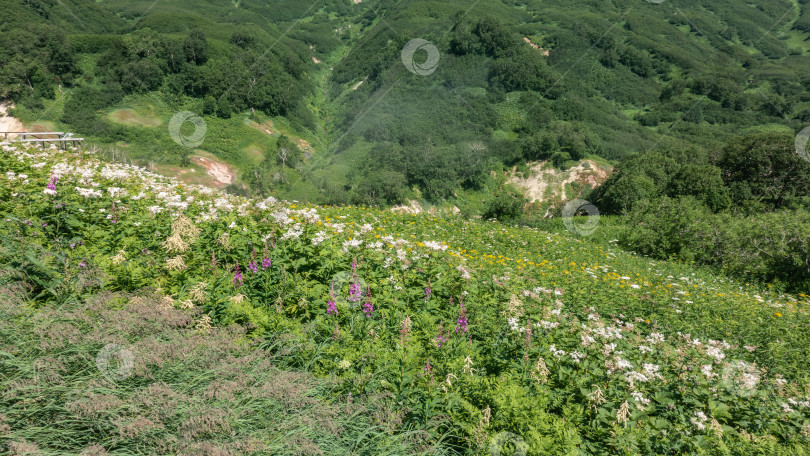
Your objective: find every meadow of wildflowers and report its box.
[2,143,810,455]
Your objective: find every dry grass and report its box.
[0,289,446,455]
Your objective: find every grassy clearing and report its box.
[107,108,163,128]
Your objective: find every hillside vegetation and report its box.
[4,1,810,454]
[2,142,810,454]
[2,0,810,208]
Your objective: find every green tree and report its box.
[275,136,301,169]
[666,164,731,212]
[352,170,408,206]
[620,196,708,259]
[483,188,527,222]
[600,173,658,214]
[183,30,207,65]
[716,133,810,209]
[119,59,163,93]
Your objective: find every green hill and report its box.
[3,0,810,207]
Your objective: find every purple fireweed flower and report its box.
[455,300,468,334]
[248,260,258,274]
[261,243,272,270]
[211,251,218,269]
[79,259,87,268]
[362,288,373,317]
[233,261,243,287]
[351,258,357,274]
[349,282,362,302]
[44,176,58,196]
[423,358,434,385]
[436,319,447,347]
[328,284,337,316]
[425,279,432,300]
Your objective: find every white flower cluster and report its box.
[581,334,596,347]
[423,240,447,251]
[311,231,328,245]
[645,332,665,345]
[282,224,303,240]
[535,320,559,330]
[615,357,633,371]
[342,239,363,251]
[702,365,714,378]
[705,346,726,363]
[592,325,623,340]
[75,187,102,198]
[549,344,567,360]
[631,391,650,407]
[691,411,708,430]
[6,171,29,183]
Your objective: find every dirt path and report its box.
[0,103,25,139]
[189,154,236,187]
[523,37,550,56]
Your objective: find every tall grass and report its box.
[0,286,454,455]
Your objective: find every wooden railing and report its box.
[1,132,84,152]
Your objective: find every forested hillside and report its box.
[3,0,810,208]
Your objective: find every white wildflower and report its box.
[691,411,708,430]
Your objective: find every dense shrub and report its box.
[666,164,731,212]
[622,197,810,292]
[716,133,810,210]
[482,188,527,221]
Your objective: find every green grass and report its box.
[0,288,441,455]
